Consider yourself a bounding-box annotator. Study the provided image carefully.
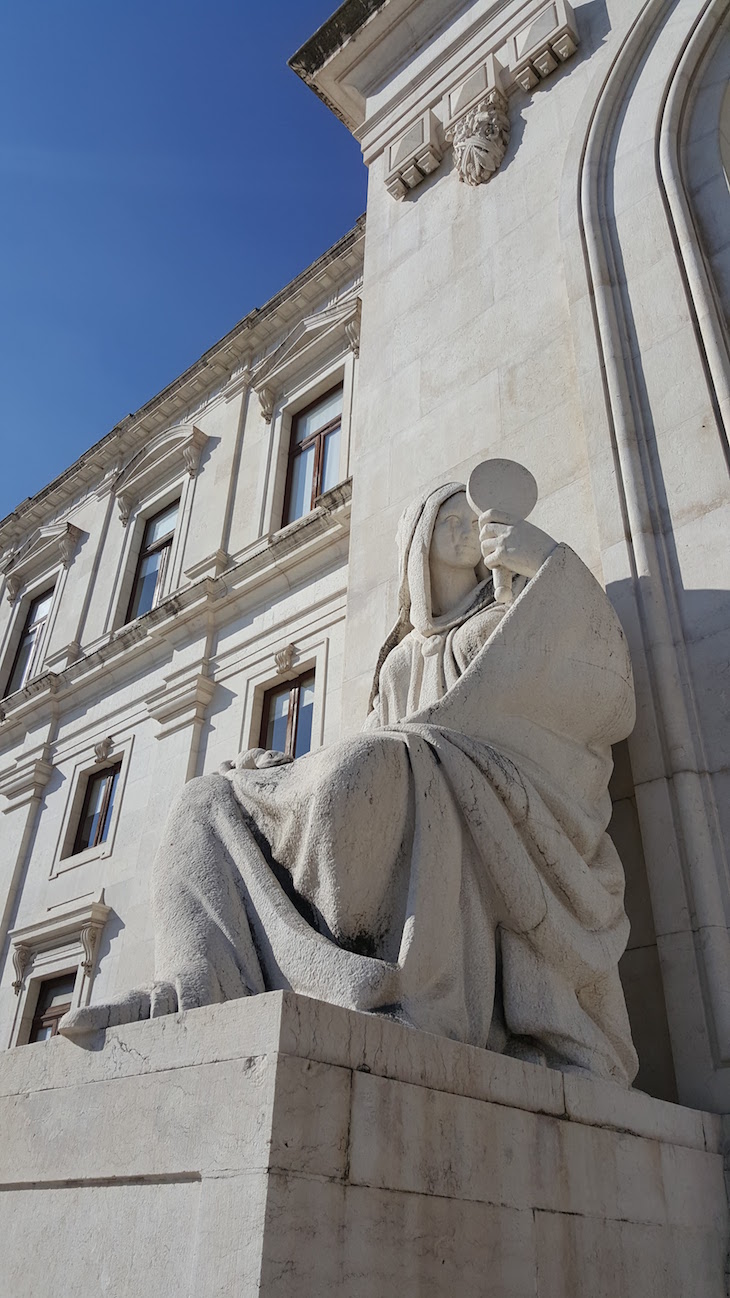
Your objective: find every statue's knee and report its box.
[172,773,225,822]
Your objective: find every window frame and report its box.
[2,582,57,699]
[27,973,77,1043]
[52,734,134,876]
[125,498,180,625]
[259,669,317,759]
[70,759,123,857]
[7,893,110,1048]
[282,385,344,526]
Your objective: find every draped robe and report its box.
[148,538,638,1086]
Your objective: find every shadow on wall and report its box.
[609,739,678,1103]
[608,581,730,1104]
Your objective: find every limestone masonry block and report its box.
[0,994,725,1297]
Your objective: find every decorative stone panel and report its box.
[446,89,510,187]
[385,112,443,200]
[507,0,579,91]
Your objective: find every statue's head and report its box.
[367,480,487,711]
[429,490,482,572]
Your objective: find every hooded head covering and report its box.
[367,482,493,712]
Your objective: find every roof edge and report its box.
[0,215,366,542]
[289,0,389,108]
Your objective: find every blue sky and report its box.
[0,1,366,520]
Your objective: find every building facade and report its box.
[0,220,363,1054]
[0,0,729,1143]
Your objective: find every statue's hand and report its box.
[253,749,294,769]
[215,747,292,773]
[219,748,294,775]
[479,512,557,579]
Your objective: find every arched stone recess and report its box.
[672,16,730,383]
[559,0,730,1111]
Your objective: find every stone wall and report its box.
[295,0,730,1111]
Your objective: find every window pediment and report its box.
[114,423,208,524]
[251,294,360,422]
[0,521,83,603]
[9,892,111,994]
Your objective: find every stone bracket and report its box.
[0,743,54,813]
[147,669,216,739]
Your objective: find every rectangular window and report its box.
[126,499,179,623]
[283,386,343,525]
[71,761,122,856]
[260,670,316,759]
[28,972,76,1043]
[4,585,56,697]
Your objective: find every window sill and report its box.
[54,841,111,875]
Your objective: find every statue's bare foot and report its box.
[58,961,224,1038]
[58,981,178,1038]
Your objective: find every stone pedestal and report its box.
[1,992,727,1296]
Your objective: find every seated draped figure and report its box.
[60,473,639,1087]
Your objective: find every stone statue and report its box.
[61,472,639,1087]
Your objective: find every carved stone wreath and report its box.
[446,91,510,187]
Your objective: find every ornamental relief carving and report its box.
[382,0,578,199]
[445,91,510,188]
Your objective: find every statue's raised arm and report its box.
[61,465,638,1088]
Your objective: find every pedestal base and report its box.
[1,992,727,1296]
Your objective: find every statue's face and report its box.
[430,491,481,569]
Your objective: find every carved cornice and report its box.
[294,0,579,197]
[1,521,83,603]
[0,743,54,813]
[0,219,365,554]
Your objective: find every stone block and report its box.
[0,994,726,1296]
